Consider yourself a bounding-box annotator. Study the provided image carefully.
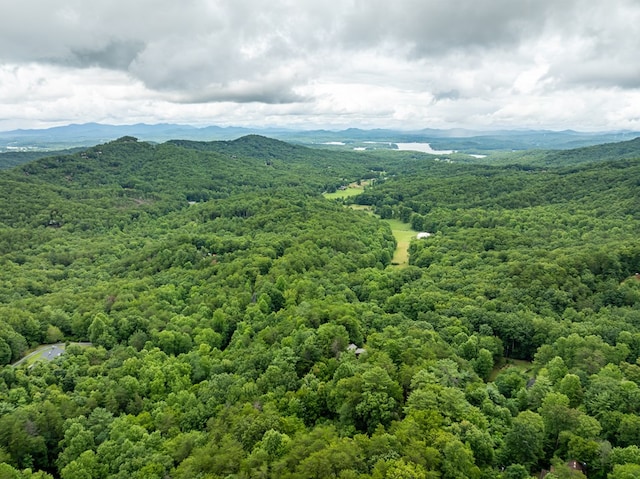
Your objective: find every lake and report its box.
[395,143,455,154]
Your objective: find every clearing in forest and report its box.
[323,185,415,267]
[323,180,371,200]
[11,342,92,368]
[323,187,362,200]
[382,218,415,268]
[488,358,534,382]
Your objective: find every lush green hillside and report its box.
[0,148,85,170]
[481,136,640,167]
[0,136,639,479]
[535,136,640,166]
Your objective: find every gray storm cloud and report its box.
[3,1,631,95]
[1,0,639,130]
[3,2,640,93]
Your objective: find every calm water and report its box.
[395,143,455,154]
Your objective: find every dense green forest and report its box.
[0,135,639,479]
[0,149,84,170]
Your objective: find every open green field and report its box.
[323,187,364,200]
[323,180,373,200]
[382,219,416,267]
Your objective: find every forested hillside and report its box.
[480,137,640,167]
[0,136,639,479]
[0,149,84,170]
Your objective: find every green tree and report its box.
[545,458,586,478]
[316,323,350,359]
[617,414,640,447]
[503,464,529,479]
[546,356,569,385]
[356,367,402,433]
[57,422,96,470]
[472,348,494,381]
[502,410,545,471]
[494,369,527,398]
[60,450,105,479]
[557,374,584,408]
[609,463,640,479]
[0,338,11,365]
[87,313,115,348]
[0,463,20,479]
[371,458,429,479]
[440,438,480,479]
[539,393,579,449]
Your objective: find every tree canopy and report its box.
[0,135,639,478]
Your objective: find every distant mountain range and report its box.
[1,122,639,153]
[0,123,259,150]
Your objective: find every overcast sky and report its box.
[1,0,640,131]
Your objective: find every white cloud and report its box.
[1,0,640,131]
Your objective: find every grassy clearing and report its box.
[488,358,534,382]
[323,180,371,200]
[323,188,363,200]
[348,204,374,212]
[382,219,416,268]
[323,184,416,268]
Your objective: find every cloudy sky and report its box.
[1,0,640,131]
